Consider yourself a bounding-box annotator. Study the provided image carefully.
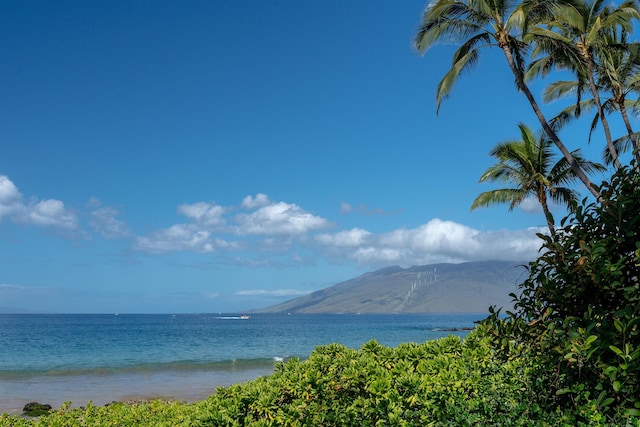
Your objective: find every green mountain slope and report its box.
[256,260,527,314]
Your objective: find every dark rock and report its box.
[22,402,52,417]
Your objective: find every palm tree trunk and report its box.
[618,101,640,164]
[539,191,556,236]
[585,60,622,168]
[499,43,602,200]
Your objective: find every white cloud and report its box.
[0,175,78,230]
[317,218,543,266]
[0,176,22,204]
[134,224,216,254]
[134,225,240,254]
[518,197,543,214]
[90,206,131,239]
[178,202,226,228]
[316,228,372,247]
[134,195,333,254]
[0,175,26,220]
[234,288,313,297]
[28,199,77,229]
[235,201,331,235]
[241,193,270,209]
[131,193,542,267]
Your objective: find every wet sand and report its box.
[0,366,274,416]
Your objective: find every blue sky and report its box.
[1,1,613,313]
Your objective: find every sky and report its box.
[0,0,615,313]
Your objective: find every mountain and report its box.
[256,260,527,314]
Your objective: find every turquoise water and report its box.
[0,313,482,414]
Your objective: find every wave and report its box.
[0,356,292,380]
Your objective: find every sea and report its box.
[0,313,484,415]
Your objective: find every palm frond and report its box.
[436,46,482,112]
[415,0,488,53]
[602,134,637,162]
[549,99,595,130]
[470,189,526,212]
[548,187,580,206]
[543,80,579,102]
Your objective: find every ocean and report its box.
[0,313,483,415]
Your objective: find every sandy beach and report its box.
[1,366,274,416]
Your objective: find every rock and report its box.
[22,402,52,417]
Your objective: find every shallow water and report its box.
[0,313,482,414]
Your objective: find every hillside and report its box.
[256,260,527,314]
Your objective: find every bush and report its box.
[1,331,582,426]
[483,162,640,422]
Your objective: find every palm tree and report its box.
[599,37,640,162]
[541,34,640,164]
[414,0,602,199]
[598,37,640,164]
[526,0,640,168]
[471,123,605,235]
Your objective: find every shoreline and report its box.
[0,365,275,416]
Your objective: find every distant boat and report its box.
[215,315,251,320]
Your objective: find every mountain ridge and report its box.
[255,260,527,314]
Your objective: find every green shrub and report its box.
[1,331,576,426]
[483,162,640,423]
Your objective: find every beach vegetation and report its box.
[1,329,623,426]
[482,161,640,423]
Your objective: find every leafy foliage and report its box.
[482,162,640,423]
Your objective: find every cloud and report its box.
[90,205,132,239]
[28,199,77,229]
[133,191,542,267]
[202,291,220,299]
[317,218,543,266]
[178,202,227,228]
[0,176,24,220]
[134,195,334,253]
[0,175,78,230]
[517,196,567,217]
[316,228,372,247]
[0,176,22,204]
[340,201,399,216]
[134,224,216,253]
[134,224,239,254]
[0,283,26,291]
[241,193,270,209]
[234,288,313,297]
[234,201,331,235]
[340,202,353,214]
[517,197,543,214]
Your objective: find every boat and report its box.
[215,315,251,320]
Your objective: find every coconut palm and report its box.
[542,34,640,164]
[414,0,602,199]
[599,37,640,163]
[471,123,605,235]
[526,0,640,168]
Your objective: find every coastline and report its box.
[0,365,275,416]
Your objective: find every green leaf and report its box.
[614,319,624,333]
[610,345,624,357]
